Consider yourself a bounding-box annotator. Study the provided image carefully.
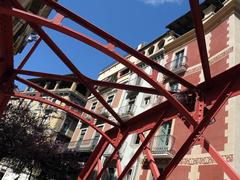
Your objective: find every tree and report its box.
[0,103,82,179]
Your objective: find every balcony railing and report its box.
[164,56,188,79]
[118,104,136,118]
[67,138,99,152]
[149,135,175,158]
[97,107,109,117]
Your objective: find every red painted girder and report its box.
[12,92,115,145]
[32,27,124,126]
[0,7,197,127]
[43,0,196,90]
[10,0,124,125]
[140,133,160,179]
[16,76,119,127]
[17,38,41,70]
[203,139,240,180]
[118,111,166,179]
[189,0,212,88]
[16,69,161,95]
[160,80,239,179]
[0,1,13,115]
[97,159,103,180]
[5,38,42,90]
[126,63,240,134]
[78,138,110,180]
[96,133,128,179]
[116,157,122,177]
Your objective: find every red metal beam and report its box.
[43,0,196,90]
[0,1,13,116]
[118,111,166,179]
[10,0,124,126]
[96,133,128,179]
[16,69,161,95]
[140,133,160,179]
[17,38,41,70]
[0,6,198,127]
[160,79,239,179]
[78,137,110,180]
[16,76,119,127]
[203,139,240,180]
[116,157,122,177]
[97,159,103,180]
[189,0,212,88]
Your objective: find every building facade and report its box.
[69,0,240,179]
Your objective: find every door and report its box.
[173,50,184,69]
[159,121,172,150]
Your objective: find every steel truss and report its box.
[0,0,240,179]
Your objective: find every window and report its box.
[158,121,172,150]
[169,82,179,92]
[143,96,151,106]
[157,39,165,50]
[173,49,184,69]
[58,81,72,89]
[120,68,129,77]
[91,101,97,111]
[127,96,136,114]
[78,129,87,142]
[153,51,164,62]
[107,95,114,105]
[134,134,141,144]
[94,125,104,141]
[148,46,155,55]
[138,62,147,69]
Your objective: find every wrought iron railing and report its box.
[149,135,175,156]
[118,104,136,117]
[67,138,99,152]
[164,56,188,73]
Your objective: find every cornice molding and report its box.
[165,0,240,53]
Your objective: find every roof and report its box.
[166,0,225,36]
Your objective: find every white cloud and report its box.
[141,0,182,6]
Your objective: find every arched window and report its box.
[148,46,155,55]
[157,39,165,50]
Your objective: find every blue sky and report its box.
[15,0,191,89]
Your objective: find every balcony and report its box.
[149,135,175,158]
[67,138,99,152]
[164,56,188,81]
[126,76,142,98]
[97,107,109,118]
[118,104,136,119]
[103,142,127,158]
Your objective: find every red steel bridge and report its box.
[0,0,240,179]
